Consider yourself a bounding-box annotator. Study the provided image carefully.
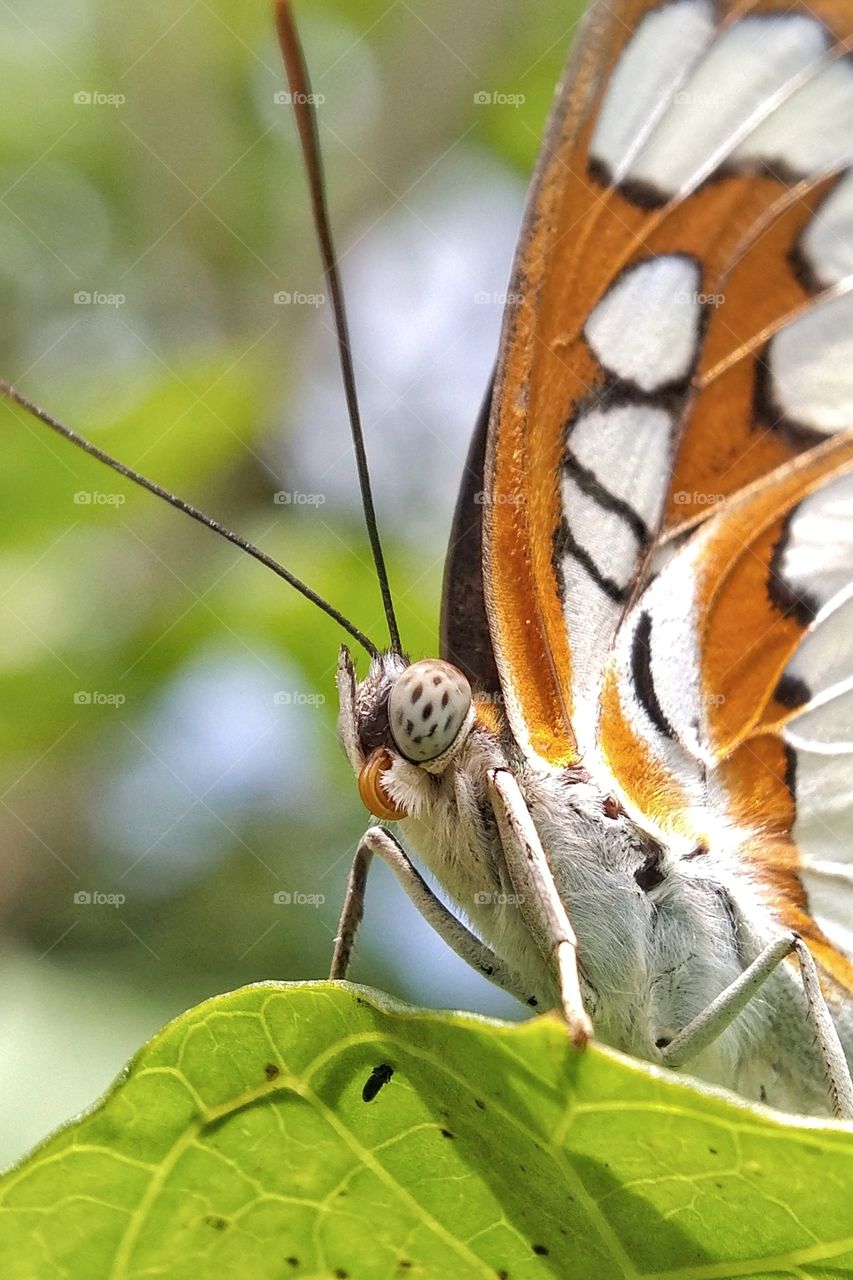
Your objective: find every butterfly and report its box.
[4,0,853,1119]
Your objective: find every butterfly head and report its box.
[337,648,477,820]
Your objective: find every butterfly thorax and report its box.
[338,650,835,1111]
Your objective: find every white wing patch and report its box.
[766,291,853,435]
[557,403,674,755]
[591,10,848,201]
[589,0,715,182]
[735,56,853,177]
[584,256,701,391]
[774,470,853,610]
[799,171,853,288]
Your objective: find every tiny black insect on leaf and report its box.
[362,1063,394,1102]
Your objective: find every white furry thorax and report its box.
[337,648,834,1113]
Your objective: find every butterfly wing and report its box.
[466,0,853,771]
[599,440,853,986]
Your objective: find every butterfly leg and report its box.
[487,768,593,1048]
[330,825,541,1007]
[661,932,853,1119]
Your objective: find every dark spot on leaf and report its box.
[497,1272,510,1280]
[440,1128,454,1139]
[286,1258,299,1269]
[204,1215,228,1231]
[708,1147,717,1155]
[362,1064,393,1102]
[334,1271,348,1279]
[264,1062,280,1081]
[532,1244,549,1257]
[398,1262,413,1272]
[475,1098,486,1111]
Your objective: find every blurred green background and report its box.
[0,0,580,1164]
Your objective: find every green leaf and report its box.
[1,982,852,1279]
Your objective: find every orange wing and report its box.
[477,0,853,771]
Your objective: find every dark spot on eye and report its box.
[602,795,621,819]
[444,713,456,732]
[635,849,665,891]
[422,702,433,720]
[264,1062,280,1081]
[433,674,442,685]
[406,719,414,735]
[396,709,405,727]
[532,1244,549,1257]
[441,690,449,707]
[411,681,423,703]
[527,996,538,1007]
[655,1035,671,1049]
[204,1215,228,1231]
[440,1128,454,1139]
[760,1085,768,1103]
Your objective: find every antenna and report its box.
[0,380,379,658]
[274,0,402,654]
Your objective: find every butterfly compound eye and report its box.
[388,659,473,764]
